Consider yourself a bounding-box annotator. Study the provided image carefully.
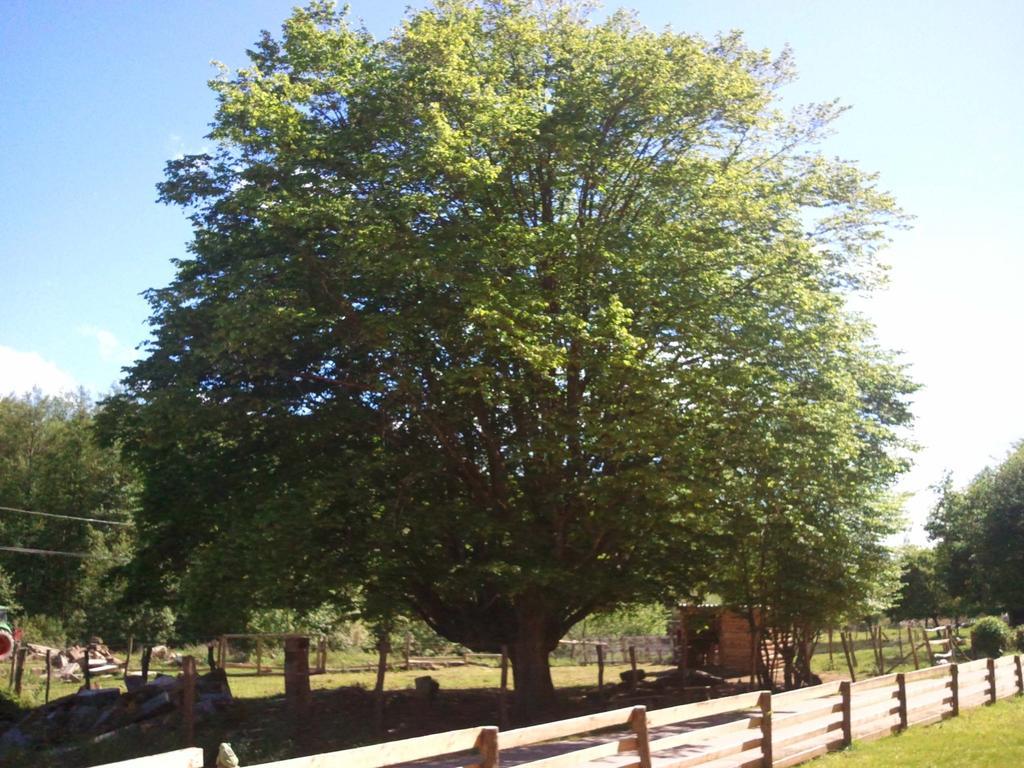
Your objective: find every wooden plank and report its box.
[645,691,763,729]
[772,718,842,751]
[500,707,634,749]
[773,681,840,705]
[959,658,990,673]
[850,672,899,692]
[851,701,900,726]
[908,710,955,728]
[647,715,760,753]
[904,677,952,700]
[904,664,950,682]
[90,748,205,768]
[771,739,844,768]
[515,736,638,768]
[246,726,487,768]
[772,701,842,732]
[656,736,762,768]
[857,723,901,743]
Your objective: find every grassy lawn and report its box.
[814,696,1024,766]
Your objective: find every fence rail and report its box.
[90,655,1024,768]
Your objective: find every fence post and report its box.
[1015,655,1023,695]
[630,705,652,768]
[840,681,852,747]
[44,651,51,704]
[13,648,27,696]
[758,691,773,768]
[629,646,638,691]
[476,725,499,768]
[124,635,134,678]
[498,645,509,729]
[181,655,196,747]
[839,632,856,682]
[896,673,908,731]
[950,663,959,716]
[908,626,919,670]
[597,644,605,692]
[987,657,997,704]
[924,628,935,666]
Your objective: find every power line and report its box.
[0,545,99,559]
[0,505,131,527]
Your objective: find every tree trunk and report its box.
[509,604,557,720]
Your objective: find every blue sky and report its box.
[2,1,1022,540]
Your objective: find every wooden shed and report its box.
[674,604,759,675]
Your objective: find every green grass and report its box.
[813,695,1024,766]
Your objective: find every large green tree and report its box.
[105,0,913,710]
[928,447,1024,624]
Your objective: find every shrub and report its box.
[1013,625,1024,653]
[970,616,1013,658]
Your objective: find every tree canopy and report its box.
[0,392,137,642]
[928,446,1024,624]
[104,0,915,709]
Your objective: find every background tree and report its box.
[0,391,136,641]
[887,546,946,626]
[105,0,913,712]
[928,445,1024,624]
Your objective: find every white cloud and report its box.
[0,346,78,397]
[77,326,136,365]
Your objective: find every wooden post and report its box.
[1015,655,1023,695]
[630,705,653,768]
[848,629,859,667]
[924,627,935,666]
[827,629,834,668]
[13,648,26,696]
[44,651,51,704]
[141,645,152,685]
[476,726,499,768]
[373,634,389,735]
[83,643,94,689]
[679,617,689,686]
[987,657,997,704]
[597,643,605,692]
[181,655,196,747]
[896,627,904,662]
[7,639,16,689]
[498,645,509,729]
[950,663,959,716]
[628,646,638,691]
[758,690,773,768]
[896,673,908,731]
[256,638,263,676]
[124,635,134,678]
[840,681,852,746]
[839,631,856,682]
[908,626,919,670]
[284,636,312,741]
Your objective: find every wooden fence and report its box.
[88,655,1024,768]
[90,747,204,768]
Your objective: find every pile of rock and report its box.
[0,669,232,756]
[22,640,124,683]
